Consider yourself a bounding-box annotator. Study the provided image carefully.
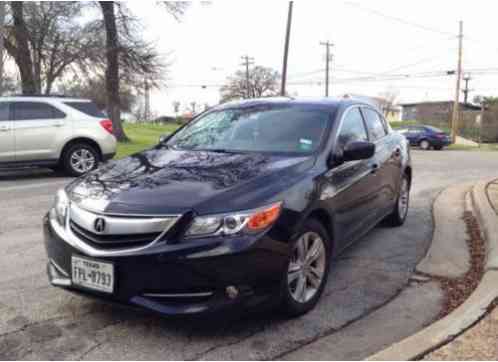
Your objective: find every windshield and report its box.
[425,126,444,133]
[166,105,331,154]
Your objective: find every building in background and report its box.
[400,101,481,122]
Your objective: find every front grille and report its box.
[66,203,181,253]
[70,220,161,249]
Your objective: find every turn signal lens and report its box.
[100,119,114,135]
[184,202,283,239]
[247,203,282,231]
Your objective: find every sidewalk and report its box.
[425,180,498,360]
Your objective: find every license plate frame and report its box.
[71,255,115,294]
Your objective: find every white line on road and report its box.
[0,180,69,193]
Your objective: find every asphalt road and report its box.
[1,150,498,360]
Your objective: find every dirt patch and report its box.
[414,210,486,319]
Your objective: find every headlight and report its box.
[53,189,69,226]
[185,202,282,238]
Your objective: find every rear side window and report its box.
[337,107,368,149]
[64,101,105,118]
[13,102,65,121]
[0,103,10,121]
[362,108,387,142]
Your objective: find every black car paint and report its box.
[44,97,412,316]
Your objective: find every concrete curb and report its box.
[472,178,498,271]
[415,183,472,278]
[367,179,498,361]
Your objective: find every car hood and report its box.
[67,147,315,215]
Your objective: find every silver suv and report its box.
[0,96,117,176]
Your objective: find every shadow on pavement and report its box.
[0,167,70,182]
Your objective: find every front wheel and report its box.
[385,175,410,227]
[280,219,331,317]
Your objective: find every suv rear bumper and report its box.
[102,152,116,162]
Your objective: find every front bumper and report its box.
[43,214,289,316]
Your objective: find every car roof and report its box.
[211,96,380,112]
[0,96,91,102]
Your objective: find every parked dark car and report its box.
[397,125,451,150]
[43,97,412,317]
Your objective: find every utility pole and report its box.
[320,41,334,97]
[462,73,472,104]
[451,21,463,144]
[479,100,485,147]
[280,1,293,96]
[0,2,5,96]
[240,55,254,98]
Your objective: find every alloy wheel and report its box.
[70,148,96,174]
[287,231,327,304]
[398,178,409,219]
[420,140,430,150]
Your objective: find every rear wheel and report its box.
[62,143,99,177]
[385,174,410,227]
[419,139,431,150]
[281,219,331,317]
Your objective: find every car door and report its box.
[12,101,67,162]
[322,106,380,250]
[0,102,15,162]
[361,107,396,216]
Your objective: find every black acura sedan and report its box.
[44,97,411,317]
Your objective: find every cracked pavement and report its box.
[1,151,498,360]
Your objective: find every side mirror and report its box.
[343,141,375,162]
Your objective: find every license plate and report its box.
[71,256,114,294]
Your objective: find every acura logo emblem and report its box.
[94,218,106,233]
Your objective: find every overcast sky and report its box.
[127,0,498,116]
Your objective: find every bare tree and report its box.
[99,1,189,141]
[3,2,102,94]
[377,89,399,118]
[99,1,127,141]
[220,65,280,102]
[8,2,36,94]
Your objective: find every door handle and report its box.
[53,121,64,127]
[0,126,10,132]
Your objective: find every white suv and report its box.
[0,96,117,176]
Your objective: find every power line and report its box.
[163,67,498,89]
[343,1,457,37]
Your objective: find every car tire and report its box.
[434,146,443,151]
[419,139,431,150]
[385,174,410,227]
[280,218,332,317]
[62,143,100,177]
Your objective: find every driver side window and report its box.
[337,107,368,149]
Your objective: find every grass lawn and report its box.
[447,143,498,152]
[116,123,180,159]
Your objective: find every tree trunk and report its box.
[10,2,36,95]
[100,1,128,142]
[0,3,6,95]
